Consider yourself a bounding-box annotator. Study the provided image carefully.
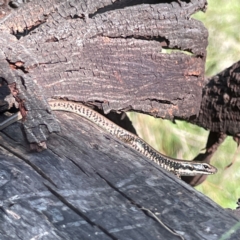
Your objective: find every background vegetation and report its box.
[128,0,240,208]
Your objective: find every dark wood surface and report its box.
[0,111,239,240]
[196,60,240,136]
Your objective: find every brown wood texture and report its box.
[0,111,240,240]
[196,60,240,136]
[0,0,208,120]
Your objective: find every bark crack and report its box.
[12,19,47,39]
[0,135,57,188]
[44,183,118,240]
[48,145,90,177]
[96,172,185,240]
[89,0,168,18]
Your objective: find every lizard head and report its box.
[177,162,217,176]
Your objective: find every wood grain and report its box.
[0,111,239,240]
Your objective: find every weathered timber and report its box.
[196,60,240,136]
[0,0,208,143]
[0,111,239,240]
[1,1,239,238]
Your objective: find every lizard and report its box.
[0,99,217,177]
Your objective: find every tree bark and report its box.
[0,110,239,240]
[1,0,240,238]
[0,0,209,144]
[196,60,240,136]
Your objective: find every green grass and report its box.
[127,0,240,209]
[194,0,240,76]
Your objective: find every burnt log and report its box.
[0,111,240,240]
[196,60,240,136]
[0,0,240,239]
[0,0,208,143]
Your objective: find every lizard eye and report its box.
[188,166,194,171]
[203,164,209,169]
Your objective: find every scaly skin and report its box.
[0,99,217,176]
[48,100,217,176]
